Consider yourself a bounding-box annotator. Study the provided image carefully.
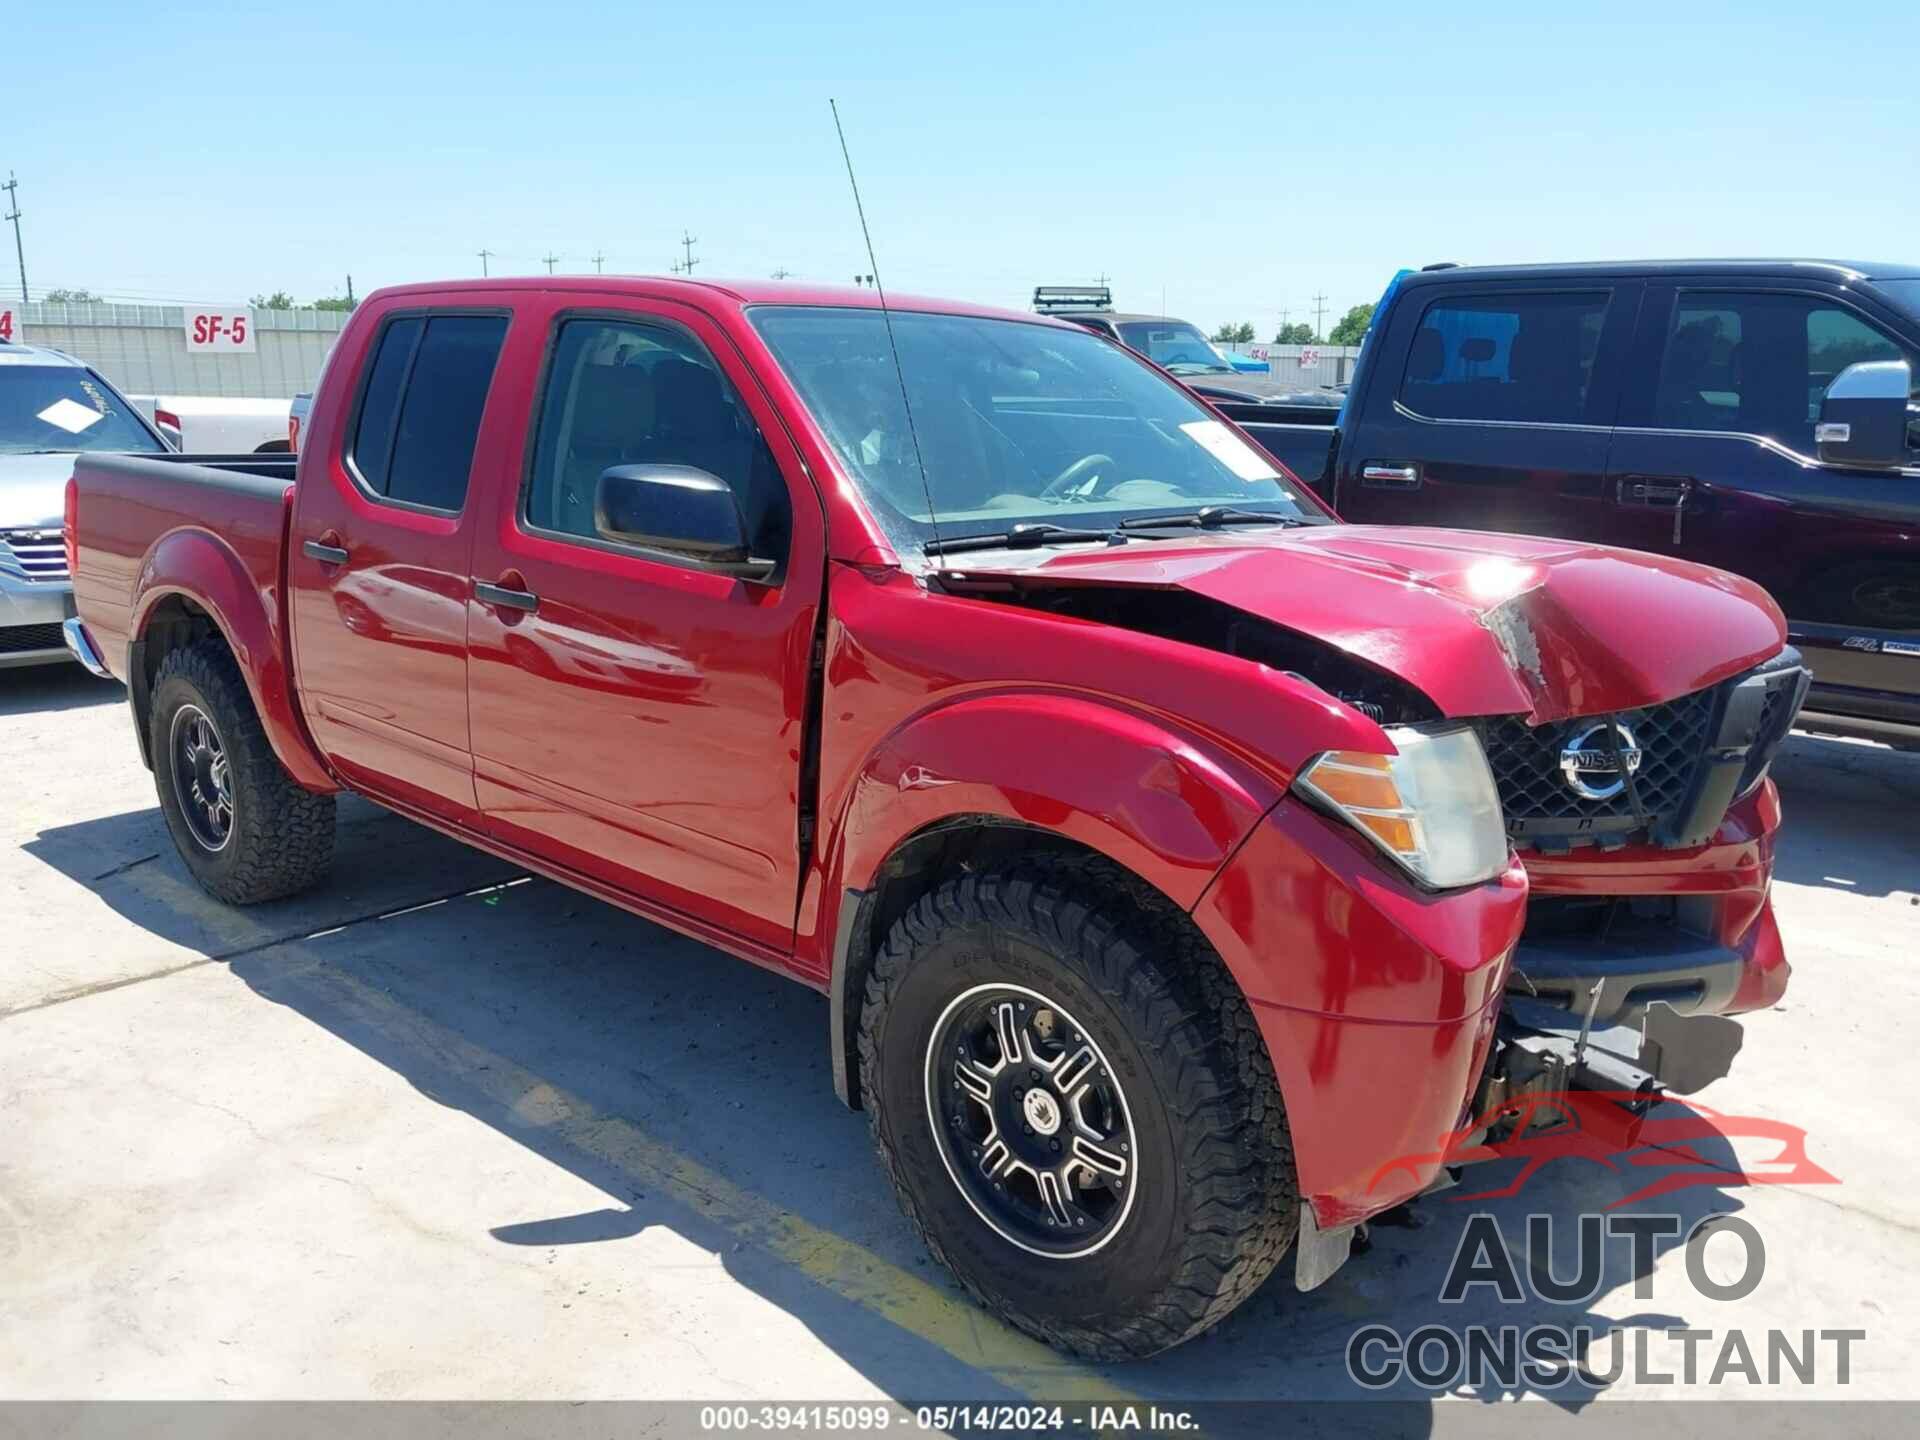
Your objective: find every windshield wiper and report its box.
[1120,506,1310,532]
[924,522,1119,557]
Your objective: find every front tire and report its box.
[858,857,1299,1359]
[150,639,335,904]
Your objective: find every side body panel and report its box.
[67,454,333,790]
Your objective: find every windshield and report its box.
[0,364,164,455]
[748,306,1319,558]
[1115,320,1238,374]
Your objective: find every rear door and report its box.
[463,294,826,953]
[289,299,513,823]
[1336,281,1637,536]
[1610,281,1920,711]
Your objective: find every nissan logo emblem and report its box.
[1559,721,1644,801]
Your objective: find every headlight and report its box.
[1296,725,1510,889]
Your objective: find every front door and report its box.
[1337,283,1636,538]
[1609,282,1920,708]
[289,301,514,823]
[464,297,825,952]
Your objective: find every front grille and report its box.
[0,622,65,655]
[1478,651,1809,852]
[0,530,69,583]
[1480,689,1717,835]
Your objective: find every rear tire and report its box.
[150,639,335,904]
[858,856,1299,1359]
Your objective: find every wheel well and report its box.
[831,818,1194,1111]
[129,596,226,769]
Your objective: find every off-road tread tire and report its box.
[150,639,335,904]
[858,853,1299,1359]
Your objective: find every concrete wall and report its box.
[19,302,346,399]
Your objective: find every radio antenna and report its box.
[829,98,941,557]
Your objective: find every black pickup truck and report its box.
[1237,260,1920,747]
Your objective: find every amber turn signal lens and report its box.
[1302,755,1404,814]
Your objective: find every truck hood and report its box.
[945,525,1787,723]
[0,451,81,528]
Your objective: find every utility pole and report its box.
[477,248,494,277]
[678,231,700,274]
[3,173,25,305]
[1312,291,1328,341]
[346,274,355,306]
[770,267,793,280]
[542,253,560,275]
[591,250,606,274]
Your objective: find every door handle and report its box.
[1360,461,1421,489]
[1615,476,1695,545]
[301,539,349,565]
[475,580,539,614]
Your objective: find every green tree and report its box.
[1327,303,1375,347]
[311,294,358,312]
[1232,321,1256,344]
[1273,321,1316,344]
[42,287,101,304]
[250,290,296,310]
[1209,322,1238,343]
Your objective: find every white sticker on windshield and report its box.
[37,397,106,434]
[1180,420,1280,482]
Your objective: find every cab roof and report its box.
[0,339,84,366]
[1404,258,1920,285]
[366,274,1070,327]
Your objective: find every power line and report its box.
[3,173,25,306]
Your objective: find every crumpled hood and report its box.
[958,525,1788,723]
[0,451,82,529]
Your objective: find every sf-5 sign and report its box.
[184,307,256,353]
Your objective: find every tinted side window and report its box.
[349,315,423,494]
[1653,292,1916,451]
[524,318,791,565]
[1400,292,1608,423]
[384,315,509,510]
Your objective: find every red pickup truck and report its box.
[64,277,1807,1357]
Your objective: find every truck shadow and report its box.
[1768,731,1920,898]
[0,666,122,717]
[26,802,1789,1417]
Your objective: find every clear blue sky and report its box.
[10,0,1915,336]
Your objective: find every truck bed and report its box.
[68,452,298,684]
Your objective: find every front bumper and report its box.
[1192,798,1527,1237]
[1516,778,1787,1023]
[0,572,75,669]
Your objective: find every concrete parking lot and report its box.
[3,663,1917,1418]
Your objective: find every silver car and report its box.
[1,340,171,668]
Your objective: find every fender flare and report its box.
[131,527,335,791]
[820,689,1287,1106]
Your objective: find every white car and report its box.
[130,394,293,453]
[2,341,172,668]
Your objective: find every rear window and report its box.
[1400,292,1608,424]
[0,364,164,455]
[348,313,507,511]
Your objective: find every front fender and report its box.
[834,690,1282,911]
[133,524,334,792]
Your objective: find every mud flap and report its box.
[1294,1203,1359,1291]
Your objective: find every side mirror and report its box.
[593,464,774,580]
[1817,359,1916,470]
